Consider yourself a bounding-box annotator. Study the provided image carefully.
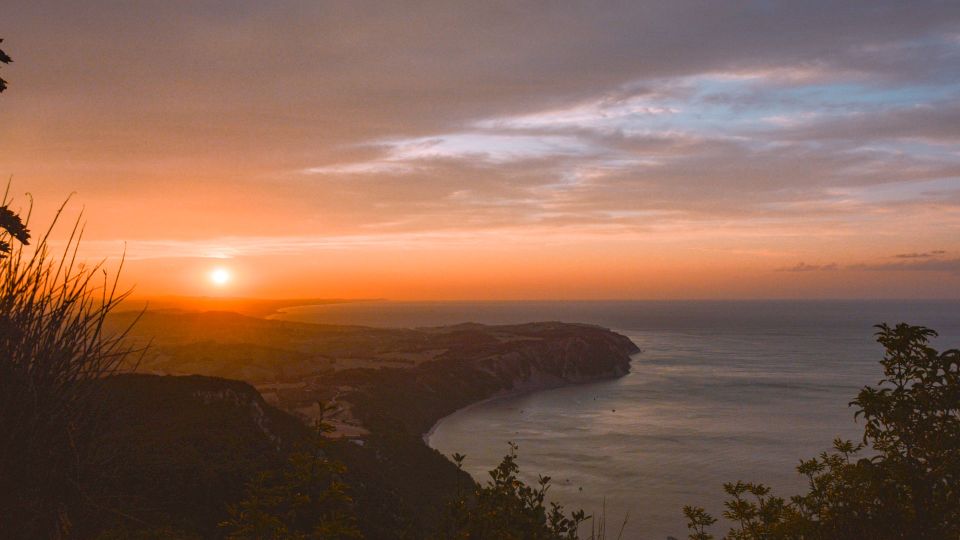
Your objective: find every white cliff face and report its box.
[474,333,636,396]
[185,324,640,447]
[406,329,639,440]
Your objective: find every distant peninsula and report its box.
[112,310,640,437]
[99,310,640,537]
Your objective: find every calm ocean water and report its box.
[273,300,960,539]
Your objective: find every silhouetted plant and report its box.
[683,505,716,540]
[0,38,11,93]
[436,442,591,540]
[0,191,139,538]
[0,204,30,256]
[684,323,960,539]
[221,401,362,539]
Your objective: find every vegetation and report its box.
[436,443,587,540]
[684,323,960,539]
[0,186,142,537]
[87,374,310,537]
[0,38,10,93]
[221,403,362,539]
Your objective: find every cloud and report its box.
[849,258,960,274]
[68,230,562,261]
[3,0,960,276]
[769,101,960,144]
[776,253,959,274]
[776,262,839,272]
[893,250,947,259]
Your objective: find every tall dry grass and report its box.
[0,188,141,538]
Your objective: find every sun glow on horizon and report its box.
[209,267,232,287]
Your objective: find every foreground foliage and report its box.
[0,37,11,93]
[0,191,139,538]
[221,403,362,540]
[436,442,591,540]
[685,323,960,539]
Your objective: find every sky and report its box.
[2,1,960,299]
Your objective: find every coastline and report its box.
[421,361,635,446]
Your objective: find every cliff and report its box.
[319,322,640,539]
[98,312,641,538]
[329,322,640,437]
[113,313,640,437]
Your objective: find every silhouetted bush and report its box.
[685,323,960,539]
[435,442,593,540]
[221,402,362,539]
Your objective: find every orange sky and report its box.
[2,2,960,300]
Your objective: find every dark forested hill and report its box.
[87,374,310,537]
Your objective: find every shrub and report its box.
[685,323,960,540]
[221,402,362,539]
[436,442,590,540]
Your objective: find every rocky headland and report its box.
[99,310,640,537]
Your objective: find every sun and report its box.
[209,267,232,286]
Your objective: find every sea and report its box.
[271,300,960,539]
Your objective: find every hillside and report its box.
[99,310,640,538]
[111,311,640,437]
[85,374,311,537]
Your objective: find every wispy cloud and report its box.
[893,250,947,259]
[68,227,661,261]
[776,262,839,272]
[778,252,960,275]
[849,258,960,274]
[69,233,504,261]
